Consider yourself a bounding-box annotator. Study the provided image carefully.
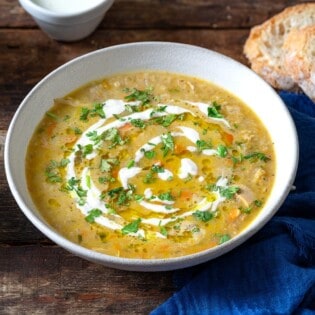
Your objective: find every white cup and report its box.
[19,0,115,42]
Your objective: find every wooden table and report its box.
[0,0,307,313]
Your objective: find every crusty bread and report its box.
[283,26,315,102]
[244,3,315,91]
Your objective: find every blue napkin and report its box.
[151,92,315,315]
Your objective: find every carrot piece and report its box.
[119,122,132,133]
[180,190,193,201]
[222,132,234,145]
[174,144,187,155]
[46,122,57,137]
[229,208,240,221]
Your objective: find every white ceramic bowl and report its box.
[19,0,114,41]
[5,42,298,271]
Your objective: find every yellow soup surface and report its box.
[26,71,275,259]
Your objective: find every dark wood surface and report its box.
[0,0,308,313]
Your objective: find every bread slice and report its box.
[244,3,315,90]
[283,26,315,102]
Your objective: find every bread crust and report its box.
[283,26,315,101]
[244,3,315,91]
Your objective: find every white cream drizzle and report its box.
[65,99,233,238]
[178,158,198,179]
[185,100,231,128]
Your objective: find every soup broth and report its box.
[26,71,275,259]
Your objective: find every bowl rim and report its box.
[4,41,299,271]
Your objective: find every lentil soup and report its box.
[26,71,275,259]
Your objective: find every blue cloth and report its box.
[151,92,315,315]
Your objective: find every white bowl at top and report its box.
[4,42,298,271]
[19,0,114,41]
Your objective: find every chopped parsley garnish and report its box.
[207,184,240,199]
[160,226,168,237]
[193,210,214,222]
[45,158,70,183]
[220,186,240,199]
[207,101,223,119]
[105,186,134,206]
[143,171,155,184]
[86,130,102,144]
[102,127,126,148]
[150,105,167,117]
[80,103,105,121]
[66,177,87,205]
[130,118,146,129]
[125,104,141,113]
[151,164,164,173]
[240,199,263,214]
[158,191,174,201]
[154,114,177,127]
[196,139,212,152]
[98,176,115,183]
[134,194,144,202]
[90,103,106,119]
[99,158,118,173]
[161,132,174,157]
[243,152,270,162]
[73,127,82,135]
[46,111,59,121]
[141,149,156,159]
[80,107,90,121]
[78,144,93,157]
[121,218,141,235]
[85,208,103,223]
[124,88,153,106]
[217,144,228,157]
[100,159,112,172]
[127,159,135,168]
[218,234,231,244]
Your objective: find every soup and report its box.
[26,71,275,259]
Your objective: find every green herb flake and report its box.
[100,159,112,172]
[207,101,223,119]
[218,234,231,244]
[127,159,135,169]
[160,226,168,237]
[121,218,141,235]
[217,144,228,157]
[158,191,174,201]
[243,152,270,162]
[143,171,155,184]
[102,127,126,148]
[86,175,91,189]
[124,88,153,106]
[130,119,146,129]
[161,132,174,157]
[91,103,106,119]
[81,144,93,157]
[46,111,59,121]
[196,140,212,152]
[144,150,156,159]
[154,114,177,127]
[193,210,214,222]
[80,107,90,121]
[98,176,115,183]
[151,164,164,173]
[125,104,141,113]
[134,194,144,202]
[73,127,82,135]
[85,208,103,223]
[220,186,240,199]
